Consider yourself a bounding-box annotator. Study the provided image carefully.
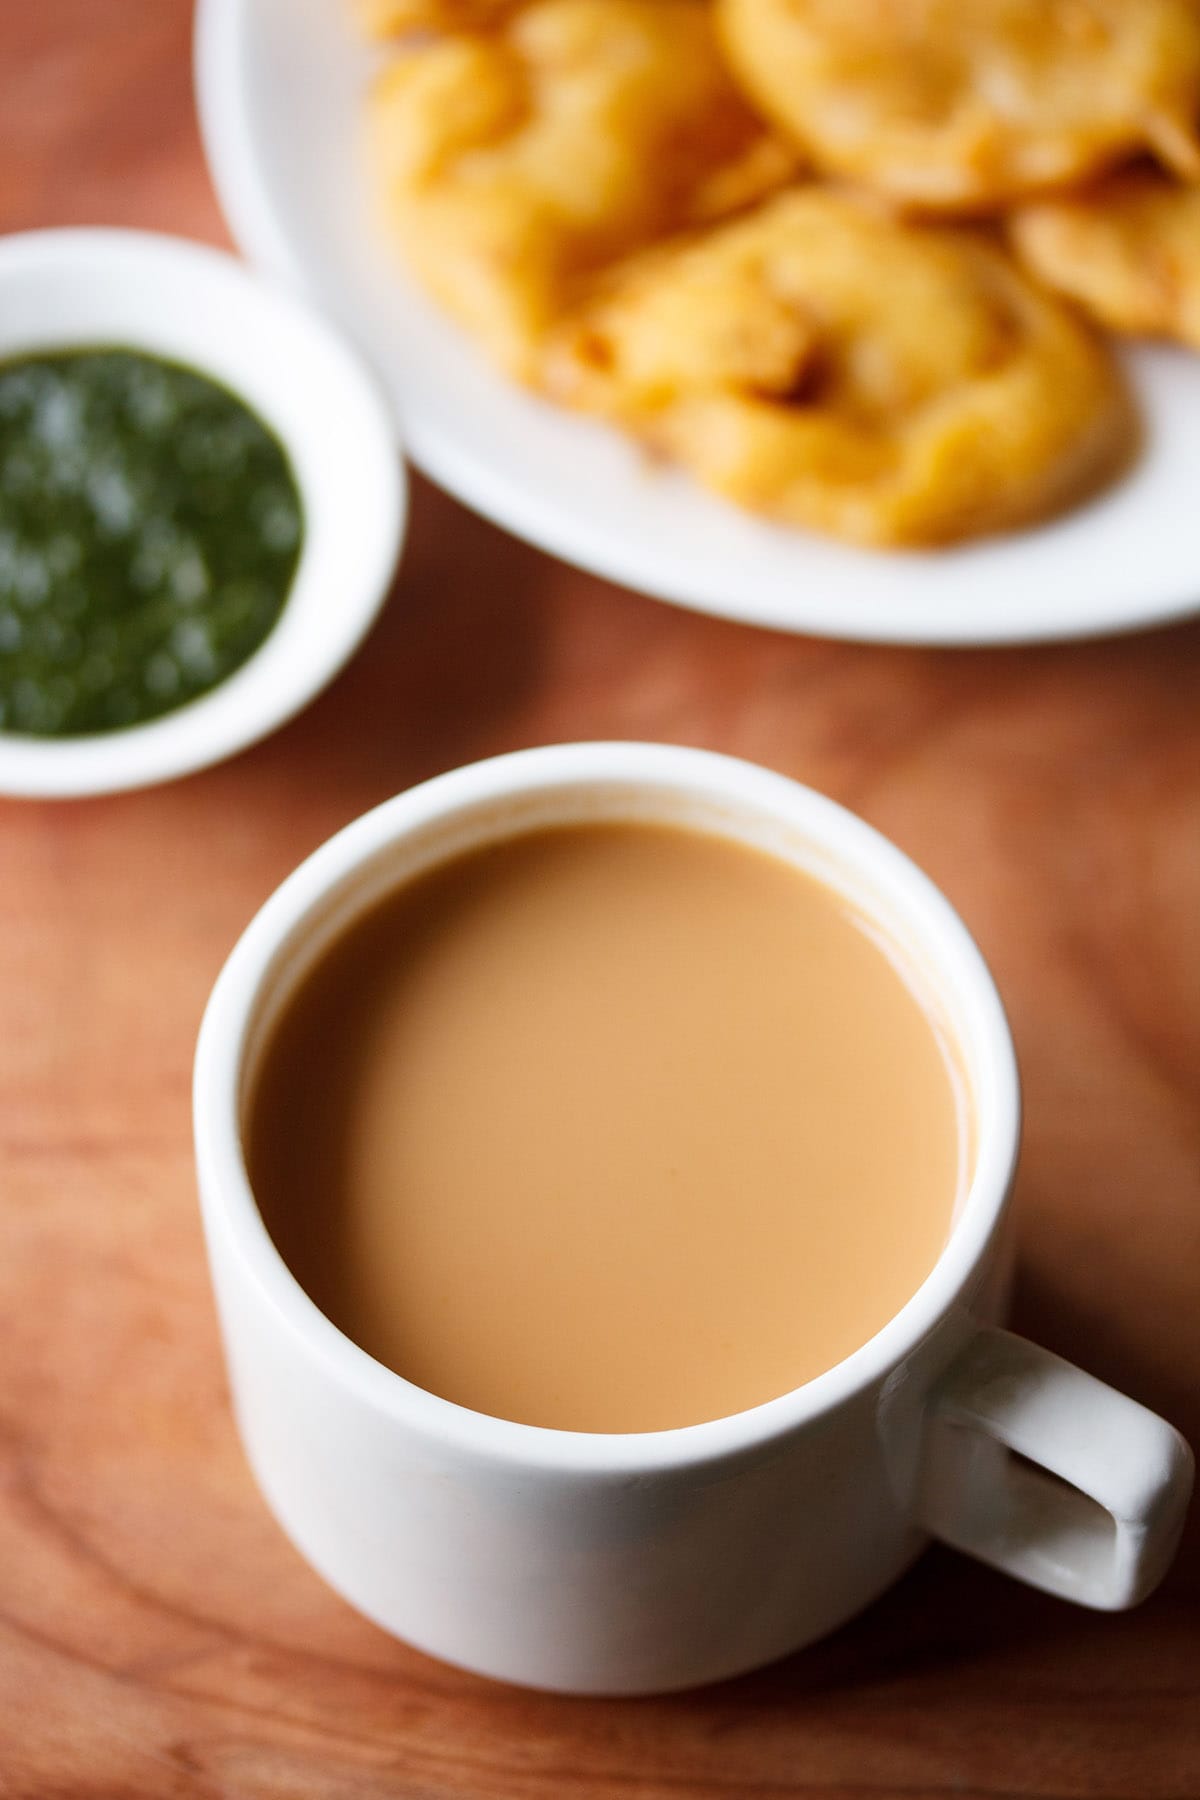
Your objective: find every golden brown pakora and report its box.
[1011,171,1200,350]
[544,190,1133,547]
[352,0,521,38]
[717,0,1200,212]
[368,0,797,376]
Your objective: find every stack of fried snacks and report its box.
[355,0,1200,550]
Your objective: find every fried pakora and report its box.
[545,190,1132,547]
[717,0,1200,212]
[1011,171,1200,350]
[352,0,521,38]
[369,0,797,375]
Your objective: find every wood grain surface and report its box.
[1,6,1198,1796]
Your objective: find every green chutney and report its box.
[0,347,303,736]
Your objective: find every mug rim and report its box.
[194,742,1021,1475]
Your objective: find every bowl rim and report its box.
[0,226,407,797]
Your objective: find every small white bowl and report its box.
[0,228,406,797]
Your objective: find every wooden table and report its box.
[2,7,1198,1795]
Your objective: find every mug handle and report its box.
[916,1327,1194,1608]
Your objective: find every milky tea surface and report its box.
[248,823,968,1432]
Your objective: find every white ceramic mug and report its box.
[193,744,1193,1695]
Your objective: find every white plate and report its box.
[196,0,1200,646]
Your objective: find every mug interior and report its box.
[200,745,1020,1465]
